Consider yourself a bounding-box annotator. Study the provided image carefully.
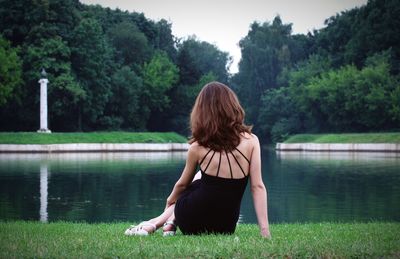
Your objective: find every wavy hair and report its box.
[189,81,252,151]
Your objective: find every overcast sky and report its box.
[80,0,367,73]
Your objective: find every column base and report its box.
[37,129,52,133]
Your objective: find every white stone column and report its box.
[40,163,49,222]
[37,78,51,133]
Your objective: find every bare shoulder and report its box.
[239,133,260,160]
[188,141,211,164]
[241,132,260,145]
[188,141,200,152]
[250,133,260,144]
[187,141,202,157]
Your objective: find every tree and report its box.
[107,21,151,66]
[390,82,400,125]
[312,0,400,72]
[177,37,230,85]
[105,66,145,130]
[70,18,113,130]
[258,87,300,143]
[0,36,22,106]
[154,19,177,61]
[142,51,179,112]
[22,36,85,131]
[301,54,398,132]
[232,16,303,126]
[258,52,400,141]
[312,9,358,67]
[0,0,80,45]
[284,55,333,132]
[167,72,218,133]
[345,0,400,71]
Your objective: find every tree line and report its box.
[0,0,229,134]
[0,0,399,141]
[232,0,400,141]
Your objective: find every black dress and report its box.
[174,148,250,235]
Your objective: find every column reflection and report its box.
[40,163,49,222]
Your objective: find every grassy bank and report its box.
[0,222,399,258]
[284,132,400,143]
[0,132,187,144]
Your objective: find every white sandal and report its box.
[124,221,157,236]
[162,220,177,236]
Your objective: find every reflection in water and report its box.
[39,164,48,222]
[277,151,400,161]
[267,150,400,223]
[0,151,187,163]
[0,152,187,223]
[0,150,399,224]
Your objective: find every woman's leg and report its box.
[162,170,202,233]
[162,212,176,232]
[141,204,175,232]
[133,170,203,234]
[125,204,175,235]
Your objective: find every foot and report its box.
[162,220,177,236]
[124,221,157,236]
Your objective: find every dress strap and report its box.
[230,151,247,177]
[203,151,216,173]
[199,149,212,166]
[216,152,222,177]
[235,147,250,164]
[225,150,233,179]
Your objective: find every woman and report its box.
[125,82,270,238]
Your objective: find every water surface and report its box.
[0,150,399,223]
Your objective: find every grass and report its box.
[284,132,400,143]
[0,221,399,258]
[0,132,187,144]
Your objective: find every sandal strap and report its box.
[162,220,176,237]
[163,220,176,227]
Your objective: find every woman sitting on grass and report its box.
[125,81,270,238]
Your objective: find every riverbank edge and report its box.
[0,143,190,153]
[276,143,400,152]
[2,142,399,153]
[284,132,400,143]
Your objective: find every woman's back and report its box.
[194,132,254,179]
[174,133,255,234]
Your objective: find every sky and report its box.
[80,0,368,73]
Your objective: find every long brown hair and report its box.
[189,81,252,151]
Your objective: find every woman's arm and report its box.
[249,134,271,238]
[165,144,199,209]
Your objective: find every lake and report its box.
[0,148,399,224]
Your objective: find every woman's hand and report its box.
[261,227,271,239]
[164,143,198,212]
[164,198,175,211]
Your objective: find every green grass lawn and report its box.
[284,132,400,143]
[0,221,399,258]
[0,132,187,144]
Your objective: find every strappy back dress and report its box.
[174,147,250,235]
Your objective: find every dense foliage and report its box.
[233,0,400,142]
[0,0,229,133]
[0,0,399,141]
